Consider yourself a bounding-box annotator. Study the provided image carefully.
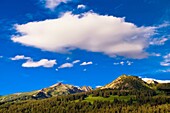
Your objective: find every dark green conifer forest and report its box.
[0,89,169,113]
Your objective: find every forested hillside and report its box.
[0,89,170,113]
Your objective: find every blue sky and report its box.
[0,0,170,95]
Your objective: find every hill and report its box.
[100,75,152,90]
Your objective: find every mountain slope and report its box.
[81,86,93,92]
[0,82,87,103]
[146,80,159,85]
[100,75,152,90]
[37,82,84,97]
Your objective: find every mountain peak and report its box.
[120,74,128,77]
[50,82,64,88]
[81,86,93,92]
[100,75,151,90]
[146,80,158,84]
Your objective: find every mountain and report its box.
[37,82,84,97]
[156,83,170,94]
[146,80,159,84]
[0,75,169,113]
[81,86,93,92]
[0,82,89,103]
[100,75,152,90]
[0,75,168,103]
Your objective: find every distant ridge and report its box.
[81,86,93,92]
[0,82,90,103]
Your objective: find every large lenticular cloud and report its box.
[12,12,156,59]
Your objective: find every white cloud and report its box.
[150,53,161,57]
[120,61,124,65]
[113,61,133,66]
[80,61,93,66]
[66,57,70,60]
[77,4,86,9]
[160,54,170,66]
[96,86,102,88]
[0,56,3,58]
[163,54,170,59]
[83,69,87,71]
[12,12,156,59]
[11,55,57,68]
[10,55,31,60]
[160,62,170,66]
[45,0,71,9]
[57,59,80,70]
[22,59,57,68]
[150,37,168,45]
[72,60,80,64]
[113,63,119,65]
[142,78,170,83]
[58,62,73,68]
[160,69,170,73]
[127,61,133,65]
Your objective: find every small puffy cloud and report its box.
[163,54,170,59]
[142,78,170,83]
[10,55,31,60]
[72,60,80,64]
[0,56,3,58]
[113,63,119,65]
[96,86,102,88]
[11,55,57,68]
[83,69,87,71]
[160,54,170,66]
[120,61,124,65]
[161,69,170,73]
[45,0,71,9]
[22,59,57,68]
[77,4,86,9]
[12,12,156,59]
[160,62,170,66]
[114,61,133,66]
[150,37,168,45]
[66,57,70,60]
[80,61,93,66]
[57,60,80,69]
[127,61,133,66]
[58,63,73,68]
[150,53,161,57]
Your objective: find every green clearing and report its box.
[83,95,132,103]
